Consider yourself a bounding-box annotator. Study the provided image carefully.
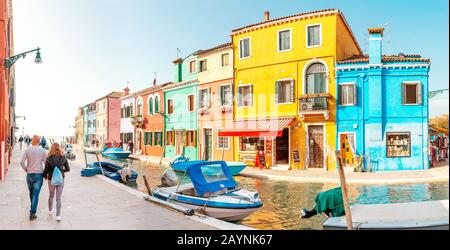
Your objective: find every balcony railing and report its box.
[298,93,331,120]
[130,115,144,127]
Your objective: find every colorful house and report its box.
[95,91,124,146]
[336,28,430,171]
[86,103,96,145]
[164,51,200,160]
[82,104,89,146]
[133,82,171,156]
[74,107,84,146]
[197,43,235,161]
[223,9,361,170]
[120,87,135,151]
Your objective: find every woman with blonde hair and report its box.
[43,142,70,221]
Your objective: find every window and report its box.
[103,101,106,109]
[93,119,96,128]
[189,60,196,73]
[305,63,326,94]
[198,89,210,109]
[278,29,291,51]
[237,85,253,107]
[221,53,229,66]
[239,38,251,59]
[166,131,174,145]
[136,98,143,115]
[103,119,106,128]
[220,85,233,107]
[239,137,264,151]
[154,132,162,146]
[386,132,411,158]
[154,95,160,113]
[218,130,229,150]
[307,24,321,47]
[402,82,422,105]
[339,83,357,105]
[144,132,152,146]
[275,79,294,103]
[199,59,207,72]
[167,99,174,114]
[187,94,195,112]
[148,97,153,114]
[185,130,196,147]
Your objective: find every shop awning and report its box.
[218,118,294,137]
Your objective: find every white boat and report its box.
[322,199,449,230]
[152,161,262,222]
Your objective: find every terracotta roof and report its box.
[197,42,232,55]
[231,8,338,34]
[96,91,124,101]
[368,27,384,35]
[337,54,430,64]
[132,82,172,97]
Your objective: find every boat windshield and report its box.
[187,161,237,197]
[200,164,229,183]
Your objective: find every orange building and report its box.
[0,0,14,181]
[132,82,171,157]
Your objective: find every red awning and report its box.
[218,118,294,137]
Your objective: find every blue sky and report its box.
[12,0,449,136]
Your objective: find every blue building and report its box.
[335,28,430,171]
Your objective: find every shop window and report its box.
[185,130,196,147]
[276,79,294,103]
[154,132,162,146]
[402,82,422,105]
[166,131,174,146]
[386,132,411,158]
[239,137,264,151]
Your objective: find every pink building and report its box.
[95,91,124,146]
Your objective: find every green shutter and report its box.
[149,97,153,114]
[155,96,159,113]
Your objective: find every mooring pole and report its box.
[335,150,353,230]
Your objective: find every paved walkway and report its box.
[0,148,249,230]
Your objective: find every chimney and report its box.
[368,27,384,65]
[264,11,270,21]
[123,86,130,96]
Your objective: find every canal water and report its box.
[81,153,449,230]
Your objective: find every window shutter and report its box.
[275,81,279,104]
[402,83,406,104]
[290,80,294,103]
[353,84,357,105]
[417,83,422,105]
[193,130,197,147]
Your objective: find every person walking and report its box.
[18,136,24,150]
[127,140,134,154]
[20,135,47,220]
[43,142,70,222]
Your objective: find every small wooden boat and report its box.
[153,161,262,221]
[170,156,247,176]
[102,147,131,159]
[81,161,138,182]
[322,199,449,230]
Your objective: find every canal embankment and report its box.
[0,148,252,230]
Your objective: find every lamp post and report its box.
[3,47,42,68]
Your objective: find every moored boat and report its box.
[153,161,262,222]
[81,161,138,182]
[102,147,131,159]
[170,155,247,176]
[322,199,449,230]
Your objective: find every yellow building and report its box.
[224,9,361,170]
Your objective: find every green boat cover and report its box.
[314,187,345,217]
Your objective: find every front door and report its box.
[203,128,212,160]
[175,131,183,155]
[308,125,324,168]
[275,128,289,164]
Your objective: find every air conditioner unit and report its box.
[301,101,313,111]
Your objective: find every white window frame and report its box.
[221,53,230,67]
[167,98,174,115]
[186,94,195,112]
[188,59,197,74]
[301,59,329,94]
[198,88,210,109]
[277,28,292,52]
[217,128,230,150]
[275,78,295,105]
[135,97,144,116]
[237,83,253,108]
[239,37,251,60]
[306,23,322,48]
[402,81,422,106]
[338,82,357,106]
[219,83,233,108]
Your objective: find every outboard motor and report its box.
[160,169,178,187]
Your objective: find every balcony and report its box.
[298,93,331,120]
[130,115,145,127]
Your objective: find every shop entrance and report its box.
[307,125,324,168]
[275,128,289,164]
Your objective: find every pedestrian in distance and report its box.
[18,136,24,150]
[43,142,70,222]
[20,135,47,221]
[127,140,134,154]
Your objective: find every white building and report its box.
[120,87,135,150]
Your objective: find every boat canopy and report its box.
[186,161,237,197]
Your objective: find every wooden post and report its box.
[143,175,153,196]
[83,149,88,168]
[335,150,353,230]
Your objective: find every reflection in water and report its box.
[78,152,449,230]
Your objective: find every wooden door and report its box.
[308,125,324,168]
[203,128,212,160]
[175,131,183,155]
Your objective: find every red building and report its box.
[0,0,14,181]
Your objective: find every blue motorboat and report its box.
[153,161,262,221]
[170,155,247,176]
[81,161,138,182]
[102,146,131,159]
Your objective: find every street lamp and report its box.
[3,47,42,68]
